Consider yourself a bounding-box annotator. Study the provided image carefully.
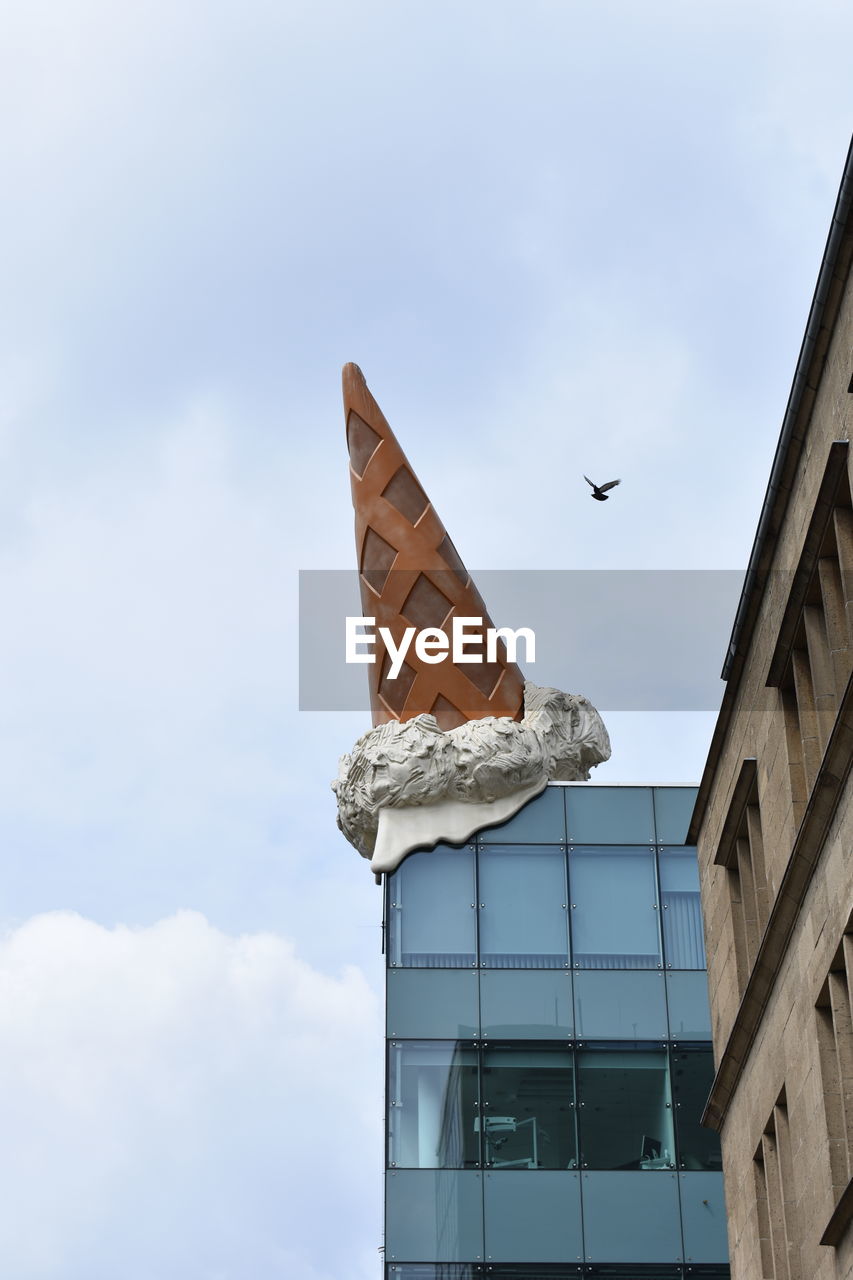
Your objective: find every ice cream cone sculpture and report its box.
[335,364,610,871]
[343,362,526,730]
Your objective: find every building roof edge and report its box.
[688,134,853,843]
[721,133,853,684]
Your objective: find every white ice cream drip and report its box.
[333,682,610,873]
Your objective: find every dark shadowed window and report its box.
[577,1048,674,1170]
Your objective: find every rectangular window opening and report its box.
[816,938,853,1224]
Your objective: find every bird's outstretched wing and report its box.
[599,479,621,493]
[583,475,595,488]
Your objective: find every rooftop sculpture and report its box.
[341,360,525,728]
[333,364,611,876]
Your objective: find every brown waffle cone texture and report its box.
[343,362,525,730]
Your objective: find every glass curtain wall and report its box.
[384,786,727,1275]
[388,1042,713,1173]
[387,1270,731,1279]
[387,838,705,972]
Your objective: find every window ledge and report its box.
[765,440,850,688]
[821,1176,853,1247]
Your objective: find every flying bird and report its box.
[584,475,621,502]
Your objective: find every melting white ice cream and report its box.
[332,682,610,874]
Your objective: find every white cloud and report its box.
[0,910,382,1279]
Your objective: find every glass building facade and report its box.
[383,784,729,1278]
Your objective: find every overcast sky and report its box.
[0,2,851,1276]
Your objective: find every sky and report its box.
[0,2,851,1276]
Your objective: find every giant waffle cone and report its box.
[343,363,525,730]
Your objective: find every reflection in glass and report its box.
[583,1264,685,1278]
[573,970,667,1040]
[386,970,479,1039]
[478,784,566,843]
[577,1049,674,1170]
[659,847,705,968]
[570,848,661,969]
[388,1270,594,1279]
[388,847,476,968]
[489,1272,590,1280]
[479,970,573,1038]
[671,1048,723,1170]
[385,1170,484,1262]
[584,1270,683,1278]
[481,1045,576,1170]
[653,786,698,844]
[566,787,655,844]
[483,1174,584,1263]
[478,847,569,968]
[665,970,712,1039]
[388,1042,479,1168]
[387,1268,479,1279]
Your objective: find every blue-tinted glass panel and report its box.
[388,1041,479,1168]
[570,848,661,969]
[478,846,568,967]
[581,1171,682,1261]
[492,1272,603,1279]
[584,1269,683,1278]
[666,971,712,1040]
[566,787,654,844]
[386,1269,479,1279]
[653,787,698,844]
[387,970,479,1039]
[679,1172,729,1261]
[386,1268,478,1279]
[671,1049,722,1172]
[480,1045,576,1170]
[659,847,705,968]
[480,970,573,1038]
[577,1049,674,1170]
[484,1171,582,1260]
[574,971,667,1040]
[387,1263,725,1278]
[385,1170,483,1261]
[388,1268,592,1278]
[478,785,566,843]
[389,846,476,968]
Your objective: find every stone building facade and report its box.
[689,139,853,1278]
